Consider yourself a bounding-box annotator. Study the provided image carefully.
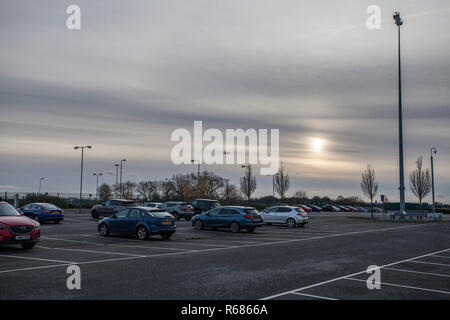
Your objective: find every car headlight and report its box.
[34,222,40,228]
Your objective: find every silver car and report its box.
[261,206,309,228]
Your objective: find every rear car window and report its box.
[244,209,258,215]
[0,203,21,216]
[40,204,59,210]
[147,210,172,218]
[295,208,305,213]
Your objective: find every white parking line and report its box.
[291,292,339,300]
[432,255,450,259]
[345,277,450,295]
[260,247,450,300]
[0,254,76,264]
[53,247,146,257]
[407,260,450,267]
[0,223,435,276]
[383,267,450,278]
[43,235,199,251]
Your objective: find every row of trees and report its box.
[96,157,432,211]
[360,155,433,218]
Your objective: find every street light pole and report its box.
[93,173,102,201]
[119,159,126,199]
[38,177,45,200]
[114,164,119,198]
[394,12,406,214]
[430,147,437,213]
[191,159,201,197]
[74,146,92,214]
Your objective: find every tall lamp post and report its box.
[191,159,201,197]
[430,147,437,213]
[394,12,406,214]
[119,159,126,199]
[93,172,103,202]
[114,164,119,198]
[74,146,92,214]
[267,173,280,206]
[38,177,45,200]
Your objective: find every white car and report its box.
[261,206,309,228]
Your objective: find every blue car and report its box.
[19,202,64,223]
[97,207,176,240]
[191,206,263,233]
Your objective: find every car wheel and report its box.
[247,227,256,233]
[92,211,99,219]
[137,226,149,240]
[99,223,110,236]
[174,213,180,221]
[21,243,35,249]
[34,215,40,222]
[194,220,203,230]
[286,218,296,228]
[230,222,240,233]
[160,233,172,240]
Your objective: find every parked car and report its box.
[261,206,309,228]
[97,207,176,240]
[141,202,162,208]
[0,201,40,249]
[322,205,340,212]
[336,205,350,212]
[357,207,368,212]
[19,202,64,223]
[161,202,194,220]
[192,206,263,233]
[307,204,323,212]
[91,199,137,219]
[298,205,312,213]
[191,199,220,215]
[345,206,359,212]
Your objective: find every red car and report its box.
[0,202,40,249]
[298,205,312,213]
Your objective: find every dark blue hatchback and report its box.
[19,203,64,223]
[97,207,176,240]
[191,206,263,233]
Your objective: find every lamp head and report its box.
[393,12,403,26]
[74,146,79,150]
[431,147,437,155]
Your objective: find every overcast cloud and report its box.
[0,0,449,202]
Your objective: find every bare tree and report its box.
[274,163,290,200]
[360,165,379,219]
[409,156,432,205]
[137,181,159,202]
[121,181,137,200]
[98,183,112,202]
[293,190,307,204]
[240,165,257,205]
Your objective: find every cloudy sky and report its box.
[1,0,449,203]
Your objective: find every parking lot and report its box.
[0,212,449,300]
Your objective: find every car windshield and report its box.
[147,210,172,218]
[40,204,59,210]
[0,203,21,216]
